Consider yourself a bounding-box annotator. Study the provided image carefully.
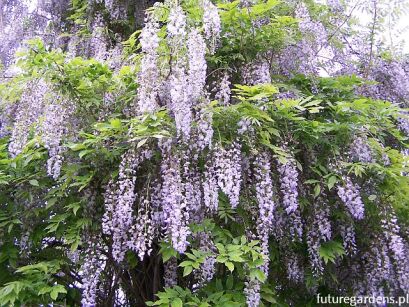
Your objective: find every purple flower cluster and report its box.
[81,246,104,306]
[277,155,300,214]
[349,136,373,163]
[161,152,190,253]
[307,200,331,276]
[193,232,216,290]
[187,30,207,103]
[214,142,242,208]
[203,159,219,212]
[102,149,152,262]
[237,118,254,135]
[9,81,48,157]
[202,0,221,53]
[337,177,365,220]
[163,257,178,288]
[254,152,275,233]
[340,224,357,255]
[381,210,409,293]
[40,98,74,180]
[128,197,154,260]
[215,72,231,105]
[285,252,304,283]
[242,60,271,85]
[196,103,214,150]
[137,12,160,113]
[244,279,261,307]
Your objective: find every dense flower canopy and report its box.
[1,0,409,306]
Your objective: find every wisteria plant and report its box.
[1,0,409,306]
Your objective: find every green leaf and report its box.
[171,298,183,307]
[314,184,321,198]
[183,265,193,276]
[225,261,234,272]
[29,179,39,186]
[50,285,67,300]
[179,261,193,267]
[327,176,338,190]
[368,194,377,201]
[319,241,346,264]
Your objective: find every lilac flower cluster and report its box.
[89,15,109,61]
[193,232,216,290]
[307,200,331,275]
[81,247,104,306]
[170,66,193,139]
[337,177,365,220]
[254,152,275,233]
[215,72,231,105]
[381,210,409,293]
[349,136,373,163]
[196,103,214,150]
[161,152,190,253]
[111,150,138,262]
[202,0,221,53]
[237,118,254,135]
[102,149,152,262]
[242,60,271,85]
[340,224,357,255]
[277,154,300,214]
[137,12,160,113]
[181,155,203,224]
[164,257,178,288]
[104,0,127,20]
[285,252,304,283]
[203,159,219,212]
[128,197,154,260]
[40,98,74,180]
[363,59,409,104]
[253,152,276,278]
[187,30,207,103]
[214,142,242,208]
[9,81,48,157]
[244,279,261,307]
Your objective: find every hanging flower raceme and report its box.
[381,209,409,293]
[40,97,74,180]
[307,199,331,276]
[137,12,160,113]
[285,251,304,283]
[277,153,300,214]
[164,257,178,287]
[276,150,303,240]
[202,0,221,53]
[182,153,203,224]
[215,72,231,105]
[128,197,155,261]
[349,136,373,163]
[187,29,207,103]
[340,224,357,255]
[9,81,48,157]
[203,158,219,212]
[253,152,276,276]
[214,142,242,208]
[80,245,105,307]
[244,279,261,307]
[102,149,153,262]
[337,177,365,220]
[254,152,275,232]
[160,150,190,253]
[193,232,216,290]
[196,101,214,150]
